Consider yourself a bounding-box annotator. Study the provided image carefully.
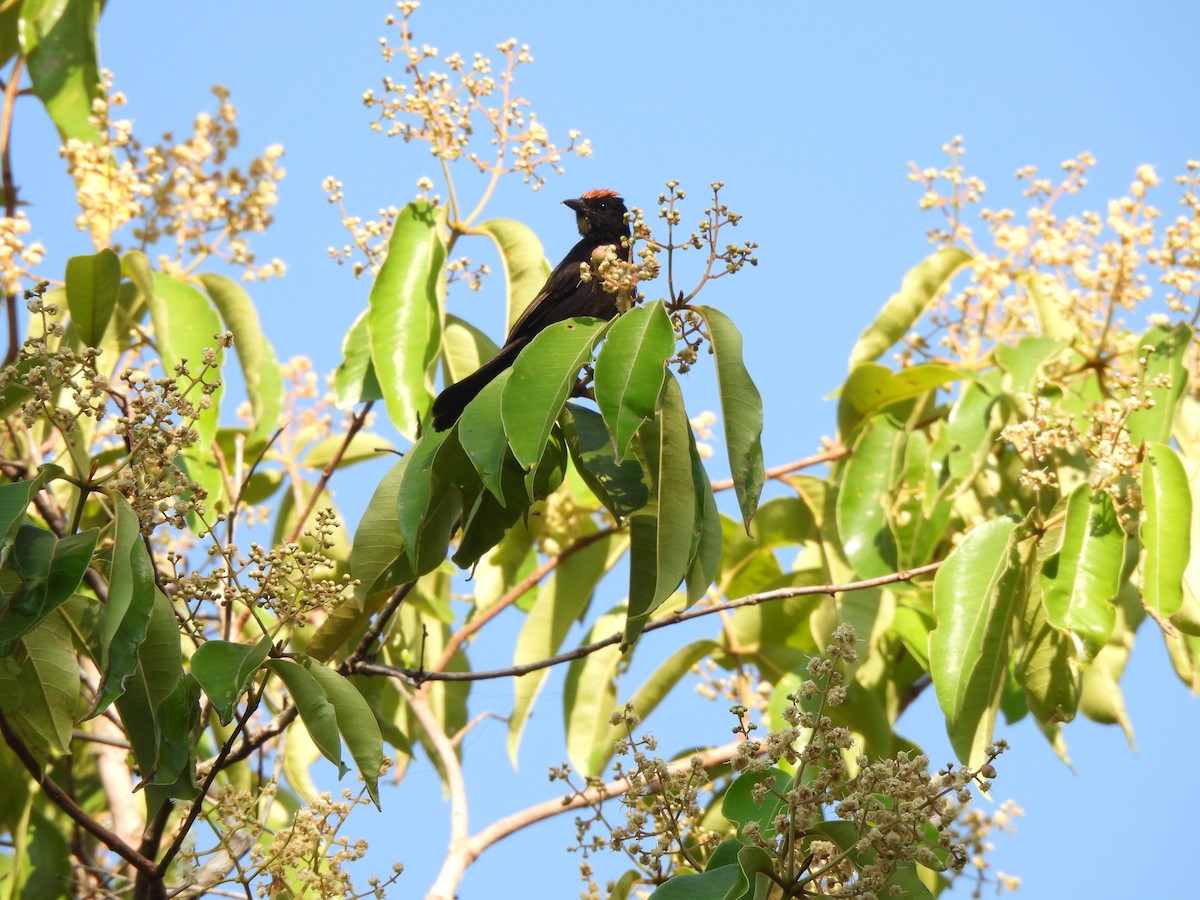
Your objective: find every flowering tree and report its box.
[1,3,1196,898]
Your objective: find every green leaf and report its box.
[93,494,156,712]
[625,376,696,644]
[191,636,272,726]
[1141,441,1191,619]
[64,249,121,347]
[333,309,384,408]
[930,518,1027,765]
[197,273,286,443]
[685,432,723,604]
[836,415,901,578]
[349,456,413,609]
[0,612,78,754]
[838,362,964,439]
[563,603,625,776]
[303,659,385,808]
[18,0,102,143]
[1041,485,1121,661]
[595,300,675,460]
[0,466,63,539]
[0,526,99,657]
[1017,271,1075,340]
[695,305,764,531]
[1127,323,1192,447]
[995,336,1067,395]
[458,370,513,502]
[848,246,973,369]
[508,526,621,765]
[476,218,550,333]
[1016,547,1080,737]
[266,658,348,778]
[722,767,792,838]
[502,317,609,468]
[395,429,465,573]
[442,313,501,385]
[368,201,445,439]
[561,403,648,521]
[648,866,745,900]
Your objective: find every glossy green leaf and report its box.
[1141,441,1191,619]
[838,362,963,439]
[508,526,621,765]
[1041,485,1121,661]
[561,403,648,521]
[685,432,722,604]
[625,376,696,644]
[722,767,792,837]
[333,309,384,408]
[848,246,973,369]
[19,0,102,143]
[1127,323,1192,447]
[0,612,78,754]
[502,317,608,468]
[198,273,286,443]
[695,305,764,530]
[191,636,272,726]
[648,865,745,900]
[267,658,348,778]
[477,218,550,333]
[836,415,901,578]
[442,312,501,385]
[595,300,675,460]
[458,370,513,502]
[396,428,466,573]
[1016,550,1080,736]
[0,526,99,656]
[349,455,412,609]
[368,201,444,439]
[93,494,156,712]
[64,249,120,347]
[930,517,1025,765]
[304,659,385,807]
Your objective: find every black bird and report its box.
[431,189,631,431]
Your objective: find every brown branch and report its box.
[0,709,158,877]
[425,525,619,676]
[1,57,23,368]
[426,736,743,899]
[355,561,942,685]
[710,445,848,493]
[285,401,373,545]
[340,578,416,671]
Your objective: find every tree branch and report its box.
[356,561,942,684]
[285,401,374,545]
[709,445,848,492]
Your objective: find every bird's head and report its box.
[564,189,629,240]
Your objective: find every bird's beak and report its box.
[563,198,585,212]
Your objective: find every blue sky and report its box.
[18,1,1200,896]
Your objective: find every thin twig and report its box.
[285,402,373,545]
[1,57,24,367]
[356,561,942,684]
[709,446,848,493]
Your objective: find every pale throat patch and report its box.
[576,213,591,236]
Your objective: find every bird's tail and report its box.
[430,342,523,431]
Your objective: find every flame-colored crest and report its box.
[581,188,622,201]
